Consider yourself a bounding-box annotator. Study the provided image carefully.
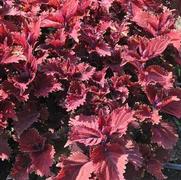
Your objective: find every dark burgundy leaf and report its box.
[19,128,46,153]
[151,121,178,149]
[0,134,10,160]
[11,154,31,180]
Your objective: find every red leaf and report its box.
[9,47,38,92]
[139,36,170,61]
[12,32,27,50]
[33,74,62,97]
[145,86,181,118]
[121,36,170,65]
[151,110,162,125]
[69,19,81,43]
[92,68,107,88]
[67,115,105,146]
[91,144,128,180]
[65,81,87,111]
[41,12,64,28]
[78,0,93,13]
[124,139,143,169]
[30,144,55,177]
[139,145,167,179]
[46,29,67,47]
[145,85,162,105]
[43,59,92,80]
[135,104,161,124]
[151,121,178,149]
[48,0,61,8]
[55,151,94,180]
[139,65,173,89]
[120,47,141,67]
[1,80,29,101]
[132,6,174,36]
[167,30,181,50]
[110,75,130,93]
[95,41,111,56]
[110,75,129,102]
[0,41,22,64]
[13,106,40,136]
[124,164,143,180]
[107,106,135,136]
[159,88,181,118]
[26,18,41,46]
[146,159,166,180]
[61,0,79,20]
[0,89,8,101]
[131,5,159,35]
[41,58,65,76]
[75,62,96,81]
[19,128,46,152]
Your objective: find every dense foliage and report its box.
[0,0,181,179]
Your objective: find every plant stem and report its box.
[164,163,181,170]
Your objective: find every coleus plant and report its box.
[0,0,181,179]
